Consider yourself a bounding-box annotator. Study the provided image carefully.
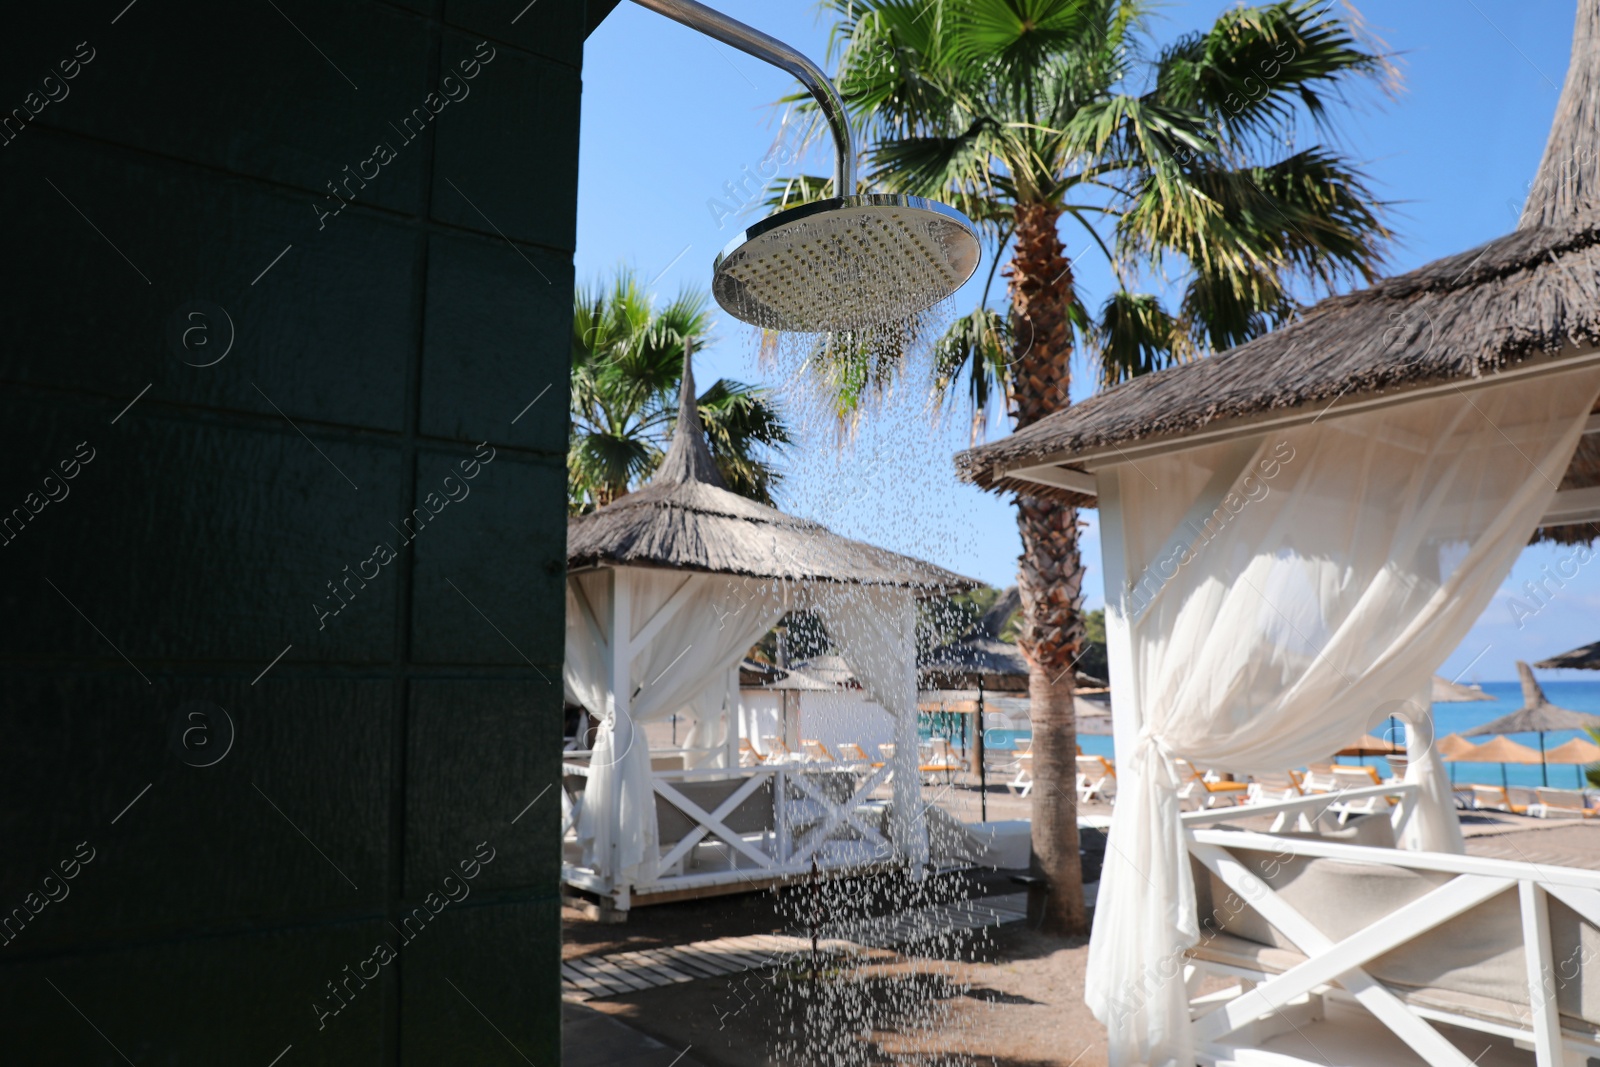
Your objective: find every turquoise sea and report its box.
[944,681,1600,789]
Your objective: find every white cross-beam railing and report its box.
[785,763,894,867]
[1187,826,1600,1067]
[653,770,777,873]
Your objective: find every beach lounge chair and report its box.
[836,742,879,768]
[1246,771,1304,805]
[1076,754,1117,803]
[738,737,764,766]
[1471,784,1530,815]
[1530,787,1599,819]
[800,739,836,763]
[762,737,800,763]
[920,737,962,783]
[1007,747,1034,798]
[1298,763,1341,793]
[1325,764,1399,822]
[1174,759,1251,809]
[1333,764,1384,787]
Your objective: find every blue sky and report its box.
[576,1,1593,683]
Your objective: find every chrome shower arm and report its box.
[627,0,857,195]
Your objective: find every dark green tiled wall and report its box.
[0,1,581,1062]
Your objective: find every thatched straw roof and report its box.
[1546,736,1600,763]
[956,1,1600,543]
[1463,661,1600,735]
[569,348,976,592]
[1466,735,1543,763]
[1537,638,1600,669]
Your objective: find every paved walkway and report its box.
[562,1002,707,1067]
[562,892,1029,1002]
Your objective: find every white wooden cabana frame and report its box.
[561,758,901,908]
[1177,788,1600,1066]
[564,347,975,914]
[561,562,930,913]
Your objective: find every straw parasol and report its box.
[1467,735,1543,789]
[1336,733,1404,761]
[1545,735,1600,788]
[1537,640,1600,670]
[1462,661,1600,784]
[1437,733,1478,783]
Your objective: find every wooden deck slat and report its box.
[562,891,1034,999]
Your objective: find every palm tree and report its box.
[569,269,792,513]
[779,0,1393,934]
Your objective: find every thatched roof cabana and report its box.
[954,1,1600,543]
[565,349,977,911]
[988,7,1600,1061]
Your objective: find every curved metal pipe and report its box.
[627,0,856,195]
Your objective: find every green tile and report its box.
[430,40,580,250]
[407,448,567,666]
[420,230,572,450]
[5,2,434,212]
[406,679,563,895]
[0,674,394,945]
[0,390,407,665]
[0,131,418,433]
[0,921,392,1065]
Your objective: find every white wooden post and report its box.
[607,567,633,902]
[893,702,925,872]
[1520,880,1562,1067]
[725,665,740,769]
[888,592,928,874]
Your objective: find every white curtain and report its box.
[565,568,787,885]
[1085,369,1600,1066]
[808,583,929,868]
[682,677,732,768]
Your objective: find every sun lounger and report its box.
[836,742,879,768]
[1246,772,1304,805]
[1076,754,1117,804]
[1323,764,1400,823]
[1007,750,1033,798]
[761,737,802,763]
[1471,784,1530,815]
[1298,763,1341,793]
[1333,764,1384,787]
[738,737,764,766]
[1174,759,1251,810]
[1530,787,1599,819]
[800,739,836,763]
[920,737,962,783]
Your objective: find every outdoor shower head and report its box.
[713,194,982,333]
[629,0,982,333]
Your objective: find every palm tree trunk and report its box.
[1008,201,1088,936]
